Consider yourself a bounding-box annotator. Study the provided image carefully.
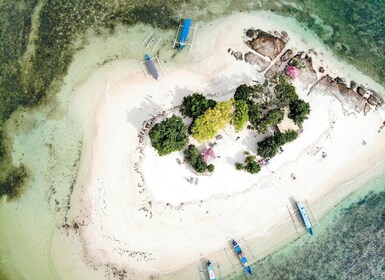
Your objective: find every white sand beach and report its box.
[62,12,385,278]
[1,12,385,280]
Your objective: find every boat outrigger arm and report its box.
[296,201,313,236]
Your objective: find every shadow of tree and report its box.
[226,150,245,166]
[125,94,164,131]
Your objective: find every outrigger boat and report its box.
[178,18,192,51]
[232,240,252,276]
[207,260,216,280]
[296,201,313,236]
[144,53,159,80]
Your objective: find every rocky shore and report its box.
[230,28,384,115]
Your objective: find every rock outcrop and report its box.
[233,52,243,61]
[311,75,368,113]
[244,52,270,72]
[280,49,293,61]
[248,30,286,60]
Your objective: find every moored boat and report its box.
[144,54,159,80]
[232,240,252,276]
[296,201,313,235]
[207,260,216,280]
[178,18,192,51]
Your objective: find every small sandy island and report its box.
[64,12,385,279]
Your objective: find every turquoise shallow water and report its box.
[226,173,385,280]
[0,1,385,279]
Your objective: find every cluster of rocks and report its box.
[230,29,288,72]
[292,52,318,88]
[247,29,287,60]
[228,28,384,115]
[312,75,384,114]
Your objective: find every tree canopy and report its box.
[247,100,262,129]
[274,83,298,107]
[233,100,249,132]
[234,84,255,101]
[257,130,298,158]
[148,115,188,156]
[183,145,213,173]
[289,99,311,125]
[180,93,216,119]
[191,100,234,142]
[257,108,284,133]
[244,155,261,174]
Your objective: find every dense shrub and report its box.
[235,162,244,170]
[207,164,215,173]
[233,100,249,132]
[234,154,261,174]
[149,115,188,156]
[180,93,216,119]
[247,100,262,129]
[257,108,284,133]
[245,161,261,174]
[191,100,234,142]
[234,84,255,101]
[274,84,298,107]
[183,145,213,173]
[257,130,298,158]
[289,99,311,125]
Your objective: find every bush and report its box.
[257,130,298,158]
[184,145,213,173]
[180,93,216,119]
[149,115,188,156]
[235,162,244,170]
[207,164,215,173]
[191,100,234,142]
[233,100,249,132]
[236,154,261,174]
[245,161,261,174]
[289,99,311,125]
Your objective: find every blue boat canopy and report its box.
[179,18,192,51]
[296,201,313,236]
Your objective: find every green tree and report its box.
[245,161,261,174]
[235,162,244,170]
[289,99,311,125]
[247,100,262,129]
[180,93,216,119]
[207,164,215,173]
[234,84,255,101]
[274,83,298,107]
[233,100,249,132]
[280,129,298,142]
[191,100,234,142]
[183,145,211,173]
[257,108,284,133]
[257,130,298,158]
[149,115,188,156]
